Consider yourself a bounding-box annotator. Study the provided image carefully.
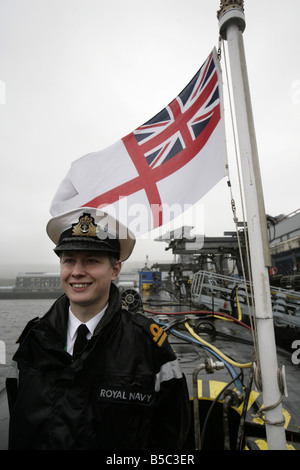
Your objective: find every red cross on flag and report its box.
[50,48,227,237]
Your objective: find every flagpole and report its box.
[217,1,287,450]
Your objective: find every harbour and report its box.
[1,260,299,449]
[1,0,299,451]
[1,207,300,450]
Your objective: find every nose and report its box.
[71,260,86,276]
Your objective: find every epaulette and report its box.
[131,313,168,348]
[16,316,40,344]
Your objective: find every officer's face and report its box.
[60,251,121,320]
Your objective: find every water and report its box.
[0,299,55,391]
[0,273,140,390]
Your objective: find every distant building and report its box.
[16,272,61,289]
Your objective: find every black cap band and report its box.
[48,209,134,261]
[54,230,121,258]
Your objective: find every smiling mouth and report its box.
[70,283,92,289]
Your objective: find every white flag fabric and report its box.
[50,48,227,236]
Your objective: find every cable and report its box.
[222,40,259,362]
[144,308,252,331]
[194,319,255,348]
[156,320,244,394]
[235,365,254,450]
[185,321,252,369]
[235,288,243,321]
[201,371,243,449]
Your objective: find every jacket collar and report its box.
[42,282,122,342]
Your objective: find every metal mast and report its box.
[217,1,287,449]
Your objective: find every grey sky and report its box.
[0,0,299,268]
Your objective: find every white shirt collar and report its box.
[67,304,108,354]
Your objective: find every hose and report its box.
[201,372,243,449]
[223,394,233,450]
[156,320,244,393]
[185,321,252,369]
[235,365,254,450]
[144,308,252,331]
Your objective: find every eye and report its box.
[61,257,75,265]
[86,257,99,264]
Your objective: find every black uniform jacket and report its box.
[7,284,191,450]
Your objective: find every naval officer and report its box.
[7,207,191,450]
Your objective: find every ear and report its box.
[111,260,122,281]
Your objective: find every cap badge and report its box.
[72,213,98,237]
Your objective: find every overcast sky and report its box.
[0,0,299,270]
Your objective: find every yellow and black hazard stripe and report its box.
[244,439,297,450]
[194,380,298,450]
[195,380,292,429]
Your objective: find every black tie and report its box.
[73,324,89,356]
